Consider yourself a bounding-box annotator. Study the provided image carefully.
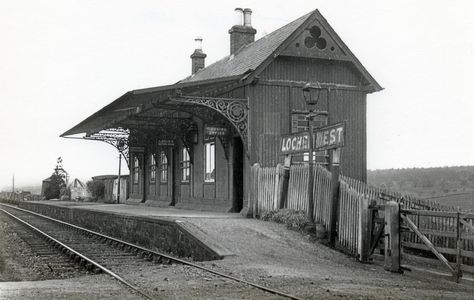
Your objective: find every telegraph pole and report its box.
[12,174,15,194]
[117,153,122,204]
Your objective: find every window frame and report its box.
[204,140,216,183]
[132,156,140,184]
[180,147,191,183]
[159,151,168,184]
[149,153,156,183]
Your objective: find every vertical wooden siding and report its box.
[260,56,366,86]
[250,56,368,181]
[249,85,289,167]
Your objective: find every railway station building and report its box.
[61,9,381,212]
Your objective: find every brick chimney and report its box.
[190,36,206,74]
[229,8,256,54]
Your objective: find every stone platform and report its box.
[18,201,236,261]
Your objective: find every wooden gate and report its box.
[400,209,474,281]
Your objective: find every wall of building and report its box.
[248,56,368,182]
[129,115,241,212]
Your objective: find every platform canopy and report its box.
[62,9,381,165]
[61,75,249,165]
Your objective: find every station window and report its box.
[133,156,139,184]
[150,154,156,183]
[204,141,215,182]
[181,148,191,182]
[159,151,168,183]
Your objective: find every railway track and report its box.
[0,204,304,300]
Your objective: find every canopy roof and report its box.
[62,9,381,138]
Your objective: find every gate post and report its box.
[456,210,463,281]
[328,150,341,247]
[358,195,370,262]
[384,201,401,272]
[273,164,283,210]
[249,163,260,218]
[277,164,290,209]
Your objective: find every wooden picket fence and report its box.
[287,164,309,212]
[250,163,332,220]
[337,175,474,271]
[312,166,332,229]
[337,179,364,257]
[255,166,278,214]
[248,163,473,270]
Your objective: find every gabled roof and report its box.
[61,9,381,137]
[180,12,312,83]
[180,9,382,92]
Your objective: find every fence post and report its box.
[328,150,341,246]
[384,201,401,272]
[456,210,462,281]
[251,163,260,219]
[277,164,290,209]
[273,164,283,210]
[358,195,370,262]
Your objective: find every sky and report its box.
[1,0,473,189]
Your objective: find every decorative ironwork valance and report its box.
[169,94,249,153]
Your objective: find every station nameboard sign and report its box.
[157,139,175,147]
[129,146,145,153]
[279,122,345,154]
[314,122,345,151]
[280,131,310,154]
[204,125,228,137]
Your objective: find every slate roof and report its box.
[61,9,381,137]
[180,12,312,83]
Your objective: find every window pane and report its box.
[181,148,190,182]
[160,152,168,183]
[150,154,156,182]
[133,156,139,183]
[204,142,215,182]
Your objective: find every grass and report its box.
[260,209,309,231]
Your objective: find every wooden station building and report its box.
[61,9,381,212]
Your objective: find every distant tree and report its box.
[44,157,68,200]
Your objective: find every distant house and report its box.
[91,175,129,203]
[40,176,52,199]
[69,178,90,201]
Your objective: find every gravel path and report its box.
[187,217,474,299]
[2,203,473,299]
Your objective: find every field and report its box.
[368,166,474,211]
[424,193,474,211]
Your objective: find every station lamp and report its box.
[302,82,322,112]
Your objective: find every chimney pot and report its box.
[243,8,252,26]
[190,36,206,74]
[229,8,256,54]
[194,36,203,51]
[234,8,244,26]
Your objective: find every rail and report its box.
[0,203,304,300]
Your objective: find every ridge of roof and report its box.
[313,10,382,92]
[179,11,313,83]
